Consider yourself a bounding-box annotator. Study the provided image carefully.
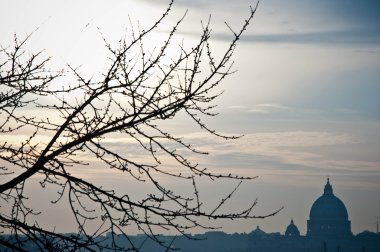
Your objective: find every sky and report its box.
[1,0,380,236]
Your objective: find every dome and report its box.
[285,219,300,237]
[307,178,351,237]
[250,226,267,238]
[309,179,348,220]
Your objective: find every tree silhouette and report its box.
[0,1,277,251]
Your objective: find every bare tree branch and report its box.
[0,1,279,251]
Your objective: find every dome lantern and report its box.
[324,177,333,195]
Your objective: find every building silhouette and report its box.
[2,179,378,251]
[285,219,300,237]
[307,178,352,238]
[248,179,380,252]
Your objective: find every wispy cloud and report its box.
[139,0,253,8]
[172,28,380,45]
[188,131,380,184]
[240,29,380,45]
[248,103,289,114]
[148,0,380,45]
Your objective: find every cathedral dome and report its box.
[250,226,267,238]
[307,178,351,237]
[285,219,300,237]
[309,179,348,220]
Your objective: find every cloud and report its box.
[318,0,380,30]
[227,105,248,110]
[139,0,253,8]
[179,28,380,45]
[147,0,380,46]
[250,30,380,45]
[191,131,380,183]
[248,103,290,114]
